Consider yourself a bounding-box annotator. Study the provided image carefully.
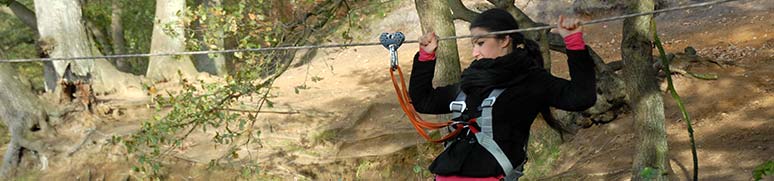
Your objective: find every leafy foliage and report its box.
[639,167,660,179]
[82,0,155,74]
[753,161,774,181]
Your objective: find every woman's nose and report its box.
[472,48,481,59]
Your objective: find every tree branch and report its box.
[488,0,537,27]
[3,0,38,33]
[547,32,613,73]
[219,108,299,115]
[448,0,478,22]
[85,19,113,55]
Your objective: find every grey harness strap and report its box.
[446,89,525,181]
[476,89,523,180]
[449,92,467,120]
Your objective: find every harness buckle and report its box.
[481,97,496,107]
[449,101,467,112]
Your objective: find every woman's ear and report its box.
[499,36,512,49]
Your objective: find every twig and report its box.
[670,68,718,80]
[171,154,201,163]
[653,21,699,181]
[67,128,96,156]
[587,168,629,177]
[219,108,299,114]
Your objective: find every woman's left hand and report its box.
[554,15,583,38]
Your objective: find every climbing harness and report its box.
[448,89,528,180]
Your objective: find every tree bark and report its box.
[415,0,461,87]
[35,0,141,94]
[111,0,130,72]
[0,64,46,178]
[192,0,227,76]
[146,0,199,81]
[622,0,673,180]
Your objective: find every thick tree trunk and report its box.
[111,0,130,72]
[415,0,461,87]
[192,0,227,76]
[35,0,141,94]
[0,64,46,178]
[622,0,673,180]
[146,0,199,81]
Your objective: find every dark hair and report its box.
[470,8,544,67]
[470,8,572,138]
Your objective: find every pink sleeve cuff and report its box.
[418,48,436,62]
[564,32,586,51]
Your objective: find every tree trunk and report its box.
[111,0,130,72]
[35,0,141,94]
[0,64,46,178]
[415,0,461,87]
[146,0,199,81]
[192,0,227,76]
[621,0,673,180]
[1,1,60,93]
[85,17,112,56]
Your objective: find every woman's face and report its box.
[470,27,511,60]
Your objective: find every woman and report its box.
[408,8,596,180]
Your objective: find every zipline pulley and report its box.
[379,32,405,69]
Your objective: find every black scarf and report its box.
[460,48,542,102]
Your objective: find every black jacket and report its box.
[408,49,597,177]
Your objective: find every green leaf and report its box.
[640,167,658,179]
[413,165,422,173]
[753,160,774,181]
[311,76,324,82]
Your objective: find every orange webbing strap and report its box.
[389,66,460,143]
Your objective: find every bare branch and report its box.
[547,32,613,73]
[3,0,38,33]
[488,0,537,27]
[219,108,300,115]
[448,0,478,22]
[67,128,96,156]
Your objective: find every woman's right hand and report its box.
[419,32,438,53]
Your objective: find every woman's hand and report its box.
[554,15,583,38]
[419,32,438,53]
